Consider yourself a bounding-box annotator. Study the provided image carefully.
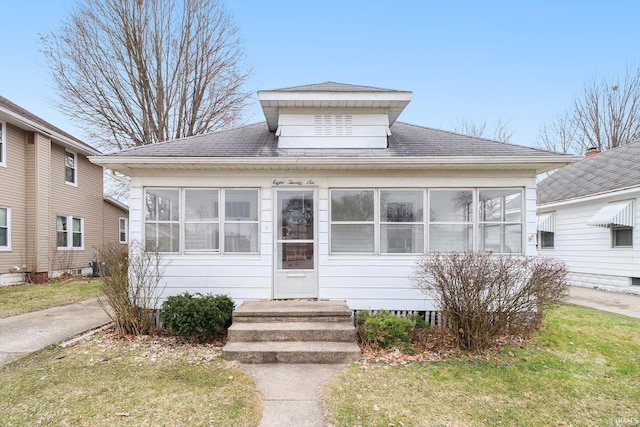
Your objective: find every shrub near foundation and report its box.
[357,310,425,350]
[414,252,568,351]
[160,292,234,342]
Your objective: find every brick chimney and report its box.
[585,147,601,157]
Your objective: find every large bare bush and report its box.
[97,241,166,336]
[414,252,568,351]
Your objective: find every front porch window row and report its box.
[144,188,259,253]
[330,188,523,254]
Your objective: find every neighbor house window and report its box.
[224,190,259,253]
[612,226,633,248]
[64,151,77,185]
[57,215,83,249]
[330,189,375,253]
[429,190,473,252]
[478,189,523,253]
[119,218,128,244]
[380,190,424,253]
[0,207,10,250]
[0,121,6,167]
[145,189,180,252]
[539,231,555,249]
[185,189,219,252]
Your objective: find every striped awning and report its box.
[537,212,555,233]
[587,201,634,228]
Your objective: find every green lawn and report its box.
[0,278,102,318]
[0,333,261,426]
[322,304,640,426]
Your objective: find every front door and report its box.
[274,190,317,299]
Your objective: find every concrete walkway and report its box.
[0,297,111,366]
[241,363,345,427]
[564,286,640,318]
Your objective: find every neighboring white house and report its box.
[90,82,577,311]
[537,142,640,294]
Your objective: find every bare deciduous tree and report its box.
[451,118,513,143]
[41,0,251,151]
[537,68,640,154]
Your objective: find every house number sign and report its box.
[272,179,316,186]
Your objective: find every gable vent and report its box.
[314,114,353,136]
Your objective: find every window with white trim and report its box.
[478,189,523,253]
[0,121,6,167]
[64,151,77,185]
[119,217,128,244]
[429,189,473,252]
[144,189,180,252]
[612,226,633,248]
[330,189,375,253]
[380,190,424,253]
[224,190,259,253]
[0,207,10,250]
[143,188,259,254]
[57,215,84,249]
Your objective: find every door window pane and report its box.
[279,242,314,269]
[278,192,314,240]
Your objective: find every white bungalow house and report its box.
[90,82,577,311]
[537,142,640,294]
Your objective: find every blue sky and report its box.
[1,0,639,149]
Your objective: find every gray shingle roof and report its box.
[266,81,402,93]
[0,95,99,154]
[111,121,564,159]
[538,141,640,204]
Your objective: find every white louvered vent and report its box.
[314,114,353,136]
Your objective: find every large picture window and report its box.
[478,189,523,253]
[329,187,524,255]
[429,190,473,252]
[57,215,83,249]
[330,189,375,253]
[380,190,424,253]
[0,207,9,249]
[144,188,259,254]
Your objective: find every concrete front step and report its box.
[228,321,356,342]
[222,341,361,364]
[232,300,353,323]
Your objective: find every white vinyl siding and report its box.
[56,215,84,250]
[0,207,10,250]
[144,188,259,254]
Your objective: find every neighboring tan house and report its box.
[538,142,640,294]
[0,96,128,285]
[90,82,577,311]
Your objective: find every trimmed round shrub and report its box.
[160,292,234,341]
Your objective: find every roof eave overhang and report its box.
[0,106,101,156]
[257,91,413,131]
[539,185,640,209]
[89,155,578,176]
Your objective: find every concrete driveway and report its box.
[564,286,640,318]
[0,297,111,366]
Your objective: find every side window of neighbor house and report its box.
[429,189,473,252]
[538,212,555,249]
[330,189,375,253]
[612,226,633,248]
[478,189,523,253]
[224,189,259,253]
[145,189,180,252]
[185,189,219,252]
[380,189,424,253]
[0,121,6,167]
[56,215,83,249]
[0,207,10,249]
[64,151,77,185]
[119,218,128,244]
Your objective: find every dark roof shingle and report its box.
[538,141,640,204]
